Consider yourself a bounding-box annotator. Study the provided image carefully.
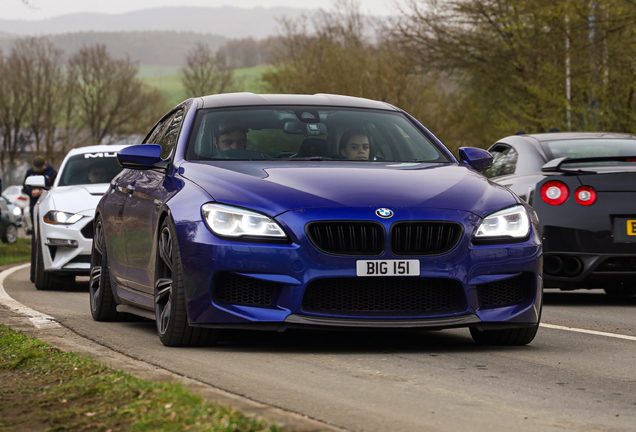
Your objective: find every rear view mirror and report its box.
[458,147,493,171]
[24,175,46,188]
[283,121,327,136]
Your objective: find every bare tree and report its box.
[67,44,167,145]
[181,42,234,97]
[9,38,67,163]
[0,49,31,186]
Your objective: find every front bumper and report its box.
[177,207,543,330]
[40,216,93,275]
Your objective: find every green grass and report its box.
[0,324,280,432]
[0,238,31,267]
[140,65,274,106]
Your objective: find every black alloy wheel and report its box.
[89,216,120,321]
[155,218,219,347]
[1,223,17,244]
[30,229,36,283]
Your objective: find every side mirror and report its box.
[117,144,168,170]
[24,175,46,188]
[458,147,493,171]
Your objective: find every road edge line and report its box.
[540,323,636,341]
[0,263,60,329]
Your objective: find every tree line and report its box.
[258,0,636,151]
[0,38,169,184]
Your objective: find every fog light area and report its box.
[46,238,79,248]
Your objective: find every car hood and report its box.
[179,161,517,218]
[48,184,110,214]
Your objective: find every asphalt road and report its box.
[4,267,636,432]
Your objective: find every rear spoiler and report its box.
[542,155,636,173]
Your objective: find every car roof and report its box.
[198,93,399,111]
[516,131,636,142]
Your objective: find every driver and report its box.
[214,120,249,152]
[87,164,111,184]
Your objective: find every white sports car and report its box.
[27,145,128,290]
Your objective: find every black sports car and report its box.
[484,132,636,295]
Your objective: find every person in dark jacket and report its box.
[22,155,57,226]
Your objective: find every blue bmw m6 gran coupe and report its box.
[89,93,543,347]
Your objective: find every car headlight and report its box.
[201,203,287,239]
[474,205,530,243]
[12,207,21,216]
[43,211,84,225]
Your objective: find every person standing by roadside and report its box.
[22,155,57,226]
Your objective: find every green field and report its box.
[140,65,273,106]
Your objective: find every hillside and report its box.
[0,31,227,67]
[0,6,307,39]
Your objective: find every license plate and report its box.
[356,260,420,276]
[614,217,636,243]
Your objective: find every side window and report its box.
[158,110,185,160]
[145,118,169,145]
[483,145,518,178]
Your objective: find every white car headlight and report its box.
[201,203,287,239]
[12,206,21,216]
[475,205,530,241]
[43,210,84,225]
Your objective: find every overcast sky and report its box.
[2,0,401,20]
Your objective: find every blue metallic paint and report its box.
[97,95,542,335]
[178,161,517,219]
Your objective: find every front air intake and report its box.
[476,273,535,309]
[213,272,279,307]
[302,277,467,316]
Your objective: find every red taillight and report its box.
[574,186,597,206]
[540,180,569,205]
[17,196,27,201]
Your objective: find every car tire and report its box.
[34,228,61,291]
[155,217,219,347]
[469,324,540,346]
[30,229,36,283]
[603,287,636,296]
[1,223,17,244]
[89,216,120,321]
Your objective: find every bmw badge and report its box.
[376,208,393,218]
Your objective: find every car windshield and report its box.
[185,106,450,162]
[58,153,124,186]
[545,139,636,159]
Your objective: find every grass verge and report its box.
[0,325,280,432]
[0,238,31,267]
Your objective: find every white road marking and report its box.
[540,323,636,341]
[0,263,60,328]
